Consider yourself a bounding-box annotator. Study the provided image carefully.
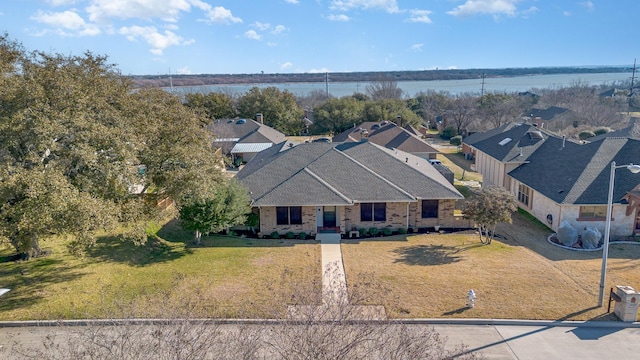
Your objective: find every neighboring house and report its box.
[524,106,574,132]
[332,121,439,160]
[464,123,560,188]
[508,137,640,238]
[236,141,465,238]
[209,114,285,164]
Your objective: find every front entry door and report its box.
[323,206,337,228]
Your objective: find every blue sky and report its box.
[1,1,638,75]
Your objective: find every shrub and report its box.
[358,228,368,237]
[449,135,462,146]
[382,228,393,236]
[228,231,237,237]
[298,232,308,240]
[285,232,295,239]
[594,127,611,136]
[369,228,379,237]
[440,127,457,140]
[578,130,595,140]
[270,231,280,239]
[397,227,407,235]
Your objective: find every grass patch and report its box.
[342,212,640,321]
[0,219,320,320]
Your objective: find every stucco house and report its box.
[235,141,465,238]
[332,121,439,160]
[508,137,640,238]
[463,122,562,188]
[466,122,640,239]
[209,114,285,164]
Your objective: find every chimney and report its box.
[562,135,566,148]
[396,115,402,127]
[256,113,263,124]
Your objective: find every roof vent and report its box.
[498,137,512,146]
[236,119,246,124]
[381,121,388,125]
[528,131,543,139]
[372,124,380,130]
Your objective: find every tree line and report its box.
[183,76,635,139]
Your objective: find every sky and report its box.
[1,0,638,75]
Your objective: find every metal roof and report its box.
[231,143,274,154]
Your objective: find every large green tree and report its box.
[236,86,304,135]
[0,35,225,258]
[184,92,237,123]
[179,179,250,244]
[310,96,366,135]
[462,186,518,244]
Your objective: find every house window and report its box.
[518,184,532,207]
[422,200,439,218]
[579,206,607,219]
[360,203,386,222]
[276,206,302,225]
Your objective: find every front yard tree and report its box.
[462,186,518,244]
[0,35,225,258]
[179,179,250,244]
[236,86,304,135]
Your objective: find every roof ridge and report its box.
[302,168,353,204]
[331,145,417,201]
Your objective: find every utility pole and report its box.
[629,59,636,115]
[480,72,486,104]
[325,72,329,97]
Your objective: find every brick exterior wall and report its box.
[258,199,469,237]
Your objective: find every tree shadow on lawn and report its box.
[392,244,472,266]
[86,234,192,266]
[0,257,88,313]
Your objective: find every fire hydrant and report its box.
[466,289,476,308]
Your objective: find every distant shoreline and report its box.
[130,66,632,89]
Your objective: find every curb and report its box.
[1,318,638,328]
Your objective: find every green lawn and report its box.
[0,219,321,320]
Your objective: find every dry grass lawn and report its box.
[342,212,640,321]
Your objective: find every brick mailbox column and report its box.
[614,285,640,322]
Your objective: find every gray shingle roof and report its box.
[508,137,640,205]
[332,122,438,155]
[588,117,640,142]
[237,141,462,207]
[526,106,569,121]
[467,123,558,163]
[209,118,285,148]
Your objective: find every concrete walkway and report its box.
[306,233,386,320]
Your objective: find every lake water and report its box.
[170,72,633,98]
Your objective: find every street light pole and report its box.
[598,161,640,307]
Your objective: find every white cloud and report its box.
[309,67,331,73]
[267,42,277,47]
[253,21,271,31]
[176,66,192,74]
[244,30,262,40]
[202,6,243,24]
[407,9,432,23]
[119,25,192,55]
[563,10,572,16]
[284,0,299,4]
[272,25,286,35]
[281,61,293,69]
[327,14,350,21]
[46,0,78,5]
[31,10,101,36]
[330,0,400,13]
[410,43,424,52]
[580,1,595,11]
[447,0,520,17]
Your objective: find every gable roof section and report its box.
[467,123,553,163]
[526,106,570,121]
[509,138,640,205]
[209,119,285,147]
[332,121,438,155]
[237,141,462,207]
